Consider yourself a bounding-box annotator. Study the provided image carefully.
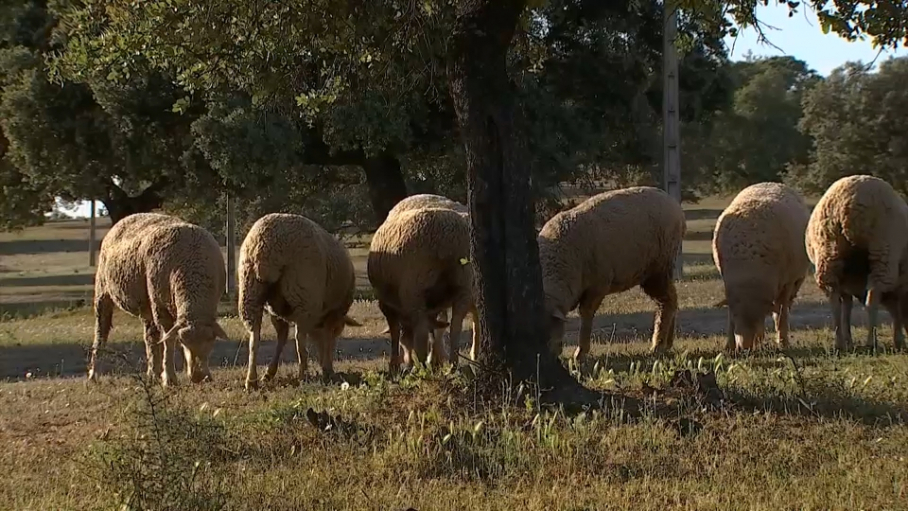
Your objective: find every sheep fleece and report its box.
[538,186,686,314]
[712,182,810,300]
[95,212,225,324]
[368,207,470,316]
[806,174,908,294]
[387,194,468,218]
[238,213,356,327]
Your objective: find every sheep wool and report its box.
[238,213,361,390]
[89,212,228,387]
[538,186,686,359]
[387,194,468,218]
[806,174,908,350]
[712,182,810,351]
[368,206,473,371]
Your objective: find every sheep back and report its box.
[712,182,810,296]
[238,213,356,326]
[368,207,471,316]
[387,194,468,218]
[537,186,686,316]
[96,212,225,323]
[806,174,908,293]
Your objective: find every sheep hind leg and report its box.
[143,320,162,381]
[881,293,903,351]
[88,293,114,382]
[574,291,606,362]
[829,290,850,351]
[643,272,678,354]
[378,302,403,374]
[724,309,737,353]
[263,314,291,383]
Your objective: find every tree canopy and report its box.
[791,56,908,197]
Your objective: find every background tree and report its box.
[791,57,908,197]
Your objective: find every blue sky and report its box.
[61,2,906,219]
[724,2,907,75]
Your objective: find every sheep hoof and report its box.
[244,379,259,392]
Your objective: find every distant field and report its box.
[2,194,907,510]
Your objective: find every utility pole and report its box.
[225,193,237,296]
[663,0,683,279]
[88,200,97,267]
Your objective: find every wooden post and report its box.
[88,201,97,267]
[225,193,236,296]
[663,0,683,279]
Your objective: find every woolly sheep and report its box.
[711,182,811,351]
[806,174,908,350]
[538,186,686,359]
[88,212,229,387]
[387,193,469,218]
[368,207,473,371]
[238,213,362,390]
[382,194,479,364]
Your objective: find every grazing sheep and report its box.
[383,194,479,365]
[711,182,811,351]
[88,212,228,387]
[806,174,908,350]
[238,213,361,390]
[538,186,686,359]
[387,193,469,218]
[368,207,473,371]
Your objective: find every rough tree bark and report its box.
[448,0,596,401]
[362,150,409,223]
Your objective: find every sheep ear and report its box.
[551,310,566,321]
[713,298,728,308]
[212,322,229,341]
[343,315,362,327]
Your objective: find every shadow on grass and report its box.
[684,208,724,221]
[1,273,95,288]
[0,238,100,256]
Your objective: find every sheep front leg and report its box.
[574,292,606,362]
[725,309,736,353]
[865,288,880,352]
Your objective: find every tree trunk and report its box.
[448,0,593,400]
[362,150,409,223]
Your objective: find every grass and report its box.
[1,196,907,510]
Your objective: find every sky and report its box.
[60,2,906,219]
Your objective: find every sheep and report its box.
[711,182,811,351]
[88,212,228,387]
[538,186,686,360]
[368,206,473,371]
[387,193,469,218]
[238,213,362,390]
[382,193,479,365]
[806,174,908,350]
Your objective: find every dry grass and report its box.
[1,197,907,510]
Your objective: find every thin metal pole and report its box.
[89,201,97,267]
[663,0,683,279]
[225,193,237,296]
